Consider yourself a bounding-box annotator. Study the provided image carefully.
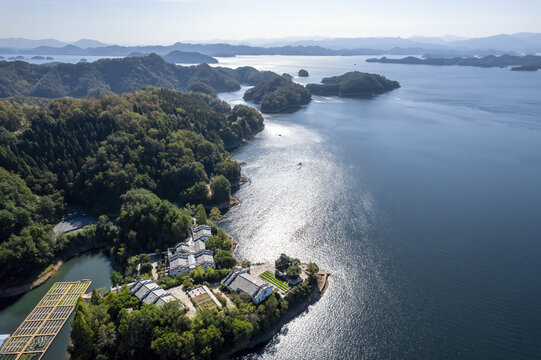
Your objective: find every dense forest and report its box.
[243,75,311,113]
[0,87,264,284]
[69,259,319,360]
[0,54,279,98]
[306,71,400,97]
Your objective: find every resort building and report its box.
[221,269,273,304]
[193,225,212,242]
[129,278,178,307]
[168,238,215,276]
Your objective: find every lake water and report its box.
[0,55,539,359]
[0,252,112,360]
[216,56,541,359]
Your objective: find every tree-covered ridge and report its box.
[0,87,263,212]
[243,75,311,113]
[0,54,282,98]
[306,71,400,97]
[162,50,218,64]
[366,54,541,70]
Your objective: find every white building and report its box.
[168,238,215,277]
[221,269,273,304]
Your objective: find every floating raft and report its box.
[0,281,91,360]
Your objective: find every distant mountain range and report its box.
[0,38,108,49]
[0,33,539,57]
[266,33,541,53]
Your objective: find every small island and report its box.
[366,54,541,71]
[31,55,46,60]
[243,75,311,113]
[511,65,539,72]
[298,69,309,77]
[306,71,400,97]
[162,50,218,64]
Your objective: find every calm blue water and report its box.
[216,56,541,359]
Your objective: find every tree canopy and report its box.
[243,75,311,113]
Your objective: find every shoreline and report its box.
[219,272,328,359]
[0,244,107,299]
[0,261,63,298]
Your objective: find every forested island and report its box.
[306,71,400,97]
[163,50,218,64]
[243,75,311,113]
[510,65,539,71]
[0,54,277,98]
[128,50,218,64]
[366,54,541,71]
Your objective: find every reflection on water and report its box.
[219,56,541,359]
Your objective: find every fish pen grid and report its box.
[67,282,88,293]
[24,336,53,352]
[17,353,42,360]
[37,320,64,335]
[12,322,42,337]
[49,306,74,320]
[49,283,70,294]
[37,294,62,307]
[0,354,18,360]
[59,294,79,306]
[26,307,53,321]
[1,336,31,353]
[0,281,91,359]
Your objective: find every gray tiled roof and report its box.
[129,278,176,307]
[168,236,215,276]
[222,269,272,301]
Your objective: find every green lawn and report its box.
[260,271,291,292]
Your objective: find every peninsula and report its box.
[0,84,329,360]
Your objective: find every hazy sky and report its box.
[0,0,540,44]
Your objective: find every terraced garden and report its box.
[260,271,291,292]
